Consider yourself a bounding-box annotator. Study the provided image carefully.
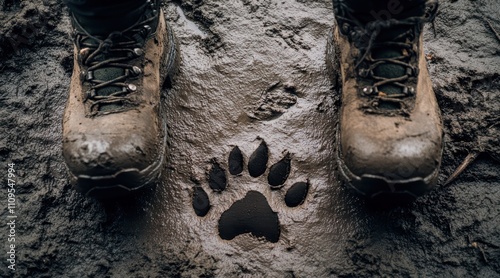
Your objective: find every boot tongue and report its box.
[94,68,125,95]
[371,26,408,95]
[356,2,426,96]
[93,65,126,112]
[89,47,127,112]
[81,37,128,96]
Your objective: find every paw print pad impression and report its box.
[192,139,310,243]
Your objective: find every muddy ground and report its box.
[0,0,499,277]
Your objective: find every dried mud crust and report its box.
[245,81,299,121]
[0,0,499,277]
[192,139,310,243]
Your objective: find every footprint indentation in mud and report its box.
[219,191,279,242]
[245,82,298,121]
[192,139,309,243]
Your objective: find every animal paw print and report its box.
[192,139,309,243]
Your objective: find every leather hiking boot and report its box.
[326,0,443,202]
[63,0,178,199]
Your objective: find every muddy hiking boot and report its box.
[327,0,443,203]
[62,0,178,199]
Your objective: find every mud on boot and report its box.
[326,0,443,204]
[62,0,179,199]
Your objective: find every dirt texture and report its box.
[0,0,499,277]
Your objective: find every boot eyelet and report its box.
[127,84,137,92]
[133,48,144,56]
[362,86,374,95]
[86,70,94,81]
[131,66,142,76]
[403,86,415,95]
[342,23,350,34]
[80,70,87,81]
[406,67,413,76]
[79,48,91,62]
[359,68,369,77]
[85,89,96,101]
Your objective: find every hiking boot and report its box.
[326,0,443,202]
[62,0,178,199]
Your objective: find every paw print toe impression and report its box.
[192,139,309,243]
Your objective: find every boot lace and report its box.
[72,1,159,116]
[334,0,438,114]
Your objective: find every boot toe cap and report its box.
[63,133,154,177]
[62,131,164,197]
[339,131,442,197]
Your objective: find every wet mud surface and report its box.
[1,0,499,277]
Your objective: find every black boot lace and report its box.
[334,0,438,114]
[72,0,159,116]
